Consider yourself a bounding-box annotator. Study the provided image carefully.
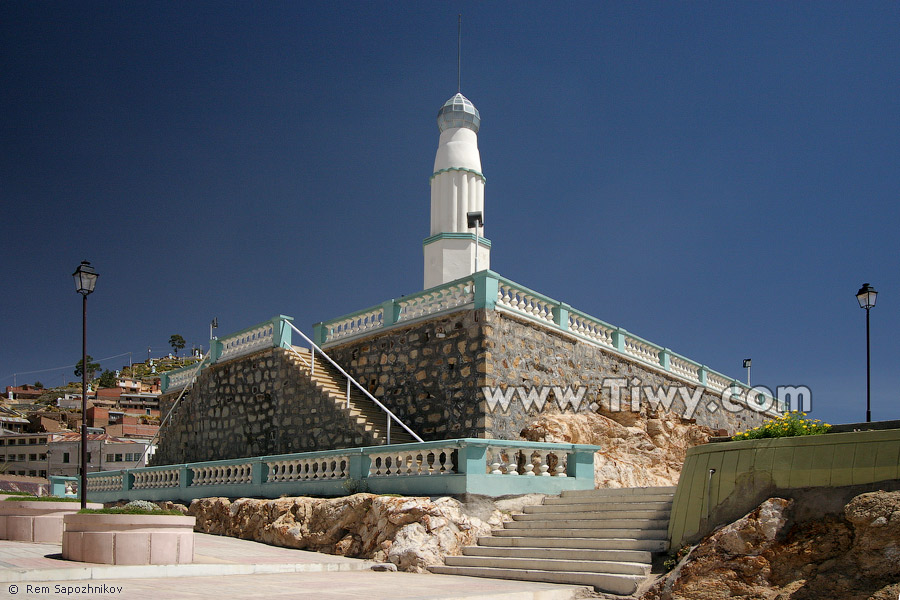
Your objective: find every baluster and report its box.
[507,461,519,475]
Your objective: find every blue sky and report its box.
[2,2,898,427]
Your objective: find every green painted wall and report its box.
[669,428,900,548]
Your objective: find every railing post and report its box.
[699,366,708,386]
[310,344,315,376]
[473,271,499,310]
[566,446,594,481]
[456,441,486,476]
[312,322,328,346]
[553,302,570,331]
[346,378,351,409]
[273,315,294,349]
[382,300,399,328]
[123,471,134,492]
[348,452,371,482]
[251,458,266,486]
[180,465,192,490]
[209,338,222,363]
[612,327,627,352]
[386,415,391,445]
[660,348,671,371]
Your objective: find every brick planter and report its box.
[62,513,196,565]
[0,500,101,543]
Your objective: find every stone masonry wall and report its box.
[152,348,382,465]
[325,310,488,440]
[483,310,767,439]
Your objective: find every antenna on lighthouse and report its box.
[457,14,461,92]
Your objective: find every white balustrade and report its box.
[132,469,180,490]
[190,462,253,486]
[484,447,568,477]
[496,284,555,324]
[568,313,615,348]
[367,448,455,476]
[265,456,349,482]
[669,355,700,382]
[705,371,730,393]
[165,368,195,392]
[397,281,474,323]
[87,474,123,492]
[326,308,384,343]
[219,324,275,361]
[622,336,661,366]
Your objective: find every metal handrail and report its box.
[287,321,423,443]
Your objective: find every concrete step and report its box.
[478,535,669,553]
[514,508,670,521]
[462,545,652,564]
[543,494,674,505]
[428,565,644,596]
[523,501,673,514]
[492,527,668,540]
[503,518,670,530]
[444,555,650,576]
[561,486,676,498]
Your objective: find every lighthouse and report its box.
[423,93,490,289]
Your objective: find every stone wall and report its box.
[153,348,382,465]
[153,307,769,466]
[327,307,768,441]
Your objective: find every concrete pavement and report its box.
[0,533,588,600]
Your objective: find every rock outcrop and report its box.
[641,490,900,600]
[189,494,506,572]
[520,412,713,488]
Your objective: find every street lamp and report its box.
[855,283,877,423]
[73,260,98,508]
[467,211,484,274]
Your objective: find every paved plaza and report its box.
[0,533,585,600]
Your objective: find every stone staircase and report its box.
[430,486,675,596]
[288,346,416,445]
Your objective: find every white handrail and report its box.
[287,321,423,443]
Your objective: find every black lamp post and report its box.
[73,261,99,508]
[855,283,877,423]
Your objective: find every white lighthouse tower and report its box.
[423,93,490,289]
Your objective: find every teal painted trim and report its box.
[209,338,222,363]
[660,348,671,371]
[382,300,399,327]
[473,271,499,310]
[699,366,708,386]
[429,167,486,183]
[273,315,294,349]
[311,323,326,346]
[83,439,601,503]
[422,232,492,248]
[49,476,77,498]
[554,303,571,331]
[613,328,627,352]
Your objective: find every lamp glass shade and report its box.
[73,261,99,295]
[856,283,877,309]
[466,211,483,228]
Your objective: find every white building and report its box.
[423,93,490,289]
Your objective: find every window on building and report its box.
[17,439,25,445]
[87,452,92,463]
[29,438,36,445]
[29,454,36,461]
[39,454,46,460]
[106,454,114,462]
[0,439,5,446]
[115,454,122,462]
[29,470,36,476]
[18,454,25,461]
[62,452,70,463]
[39,470,47,478]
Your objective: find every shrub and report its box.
[3,495,79,502]
[732,411,831,440]
[124,500,160,512]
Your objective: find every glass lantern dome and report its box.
[437,93,481,133]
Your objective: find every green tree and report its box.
[97,369,117,389]
[169,334,186,358]
[33,381,44,389]
[74,355,101,380]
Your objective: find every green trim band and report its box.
[422,233,492,248]
[429,167,486,183]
